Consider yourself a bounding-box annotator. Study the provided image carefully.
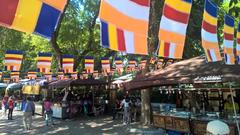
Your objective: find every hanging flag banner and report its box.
[44,72,52,81]
[37,53,52,73]
[85,56,94,73]
[101,57,110,74]
[157,59,164,69]
[93,71,99,78]
[99,0,150,55]
[237,23,240,64]
[115,58,123,73]
[158,0,192,59]
[10,71,20,82]
[201,0,221,62]
[223,15,235,65]
[57,70,64,80]
[0,71,2,80]
[71,72,78,79]
[62,54,74,73]
[27,71,37,80]
[5,50,23,71]
[139,59,147,69]
[0,0,67,39]
[128,60,136,71]
[150,57,157,64]
[166,59,174,65]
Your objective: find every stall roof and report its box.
[124,56,240,90]
[48,78,108,89]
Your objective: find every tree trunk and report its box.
[75,0,101,71]
[50,0,70,70]
[141,0,163,125]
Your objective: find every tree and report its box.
[140,0,163,125]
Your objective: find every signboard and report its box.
[194,75,222,83]
[22,84,40,95]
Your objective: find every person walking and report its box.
[43,97,54,126]
[23,97,35,131]
[121,96,132,125]
[1,96,8,118]
[8,97,15,120]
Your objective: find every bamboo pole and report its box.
[229,82,240,134]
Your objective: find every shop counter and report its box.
[52,106,68,119]
[153,112,237,135]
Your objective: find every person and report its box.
[43,97,54,126]
[23,97,35,131]
[112,99,120,120]
[8,97,15,120]
[224,94,239,115]
[121,96,132,125]
[1,96,8,117]
[135,98,141,121]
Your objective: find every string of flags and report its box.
[0,49,176,82]
[99,0,240,64]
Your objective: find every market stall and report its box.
[48,78,108,119]
[125,56,240,135]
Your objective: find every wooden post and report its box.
[229,82,240,133]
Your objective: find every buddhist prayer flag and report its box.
[44,72,52,81]
[62,54,74,73]
[128,60,136,71]
[201,0,221,62]
[99,0,149,55]
[71,72,78,79]
[5,50,23,71]
[225,54,235,65]
[27,71,37,80]
[57,71,64,80]
[150,57,157,64]
[166,59,174,65]
[37,53,52,73]
[85,56,94,73]
[223,15,235,65]
[237,56,240,64]
[0,71,2,80]
[101,57,110,73]
[237,23,240,64]
[115,58,123,73]
[10,71,20,82]
[0,0,67,39]
[158,0,192,59]
[139,60,147,69]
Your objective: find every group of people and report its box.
[112,96,141,125]
[1,95,55,131]
[1,96,15,120]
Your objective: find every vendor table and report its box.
[52,106,68,119]
[153,112,237,135]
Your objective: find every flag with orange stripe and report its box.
[223,15,235,65]
[85,56,94,73]
[99,0,149,55]
[158,0,192,59]
[62,54,74,73]
[37,53,52,73]
[236,23,240,64]
[5,50,23,71]
[201,0,221,62]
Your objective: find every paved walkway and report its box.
[0,110,165,135]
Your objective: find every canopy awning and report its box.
[124,56,240,90]
[48,78,108,89]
